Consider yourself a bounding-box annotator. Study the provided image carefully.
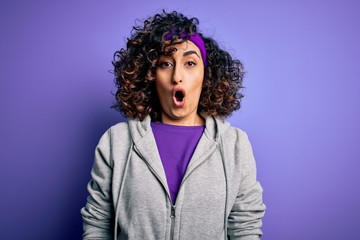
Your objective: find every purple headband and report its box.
[164,32,208,67]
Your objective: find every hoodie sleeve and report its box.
[81,129,114,240]
[227,131,266,240]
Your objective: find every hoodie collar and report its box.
[128,113,230,144]
[127,114,231,193]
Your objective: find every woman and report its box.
[81,10,266,240]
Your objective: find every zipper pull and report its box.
[170,206,176,219]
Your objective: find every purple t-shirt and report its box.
[151,122,204,205]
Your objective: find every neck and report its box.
[160,114,205,126]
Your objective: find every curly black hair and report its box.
[112,10,244,121]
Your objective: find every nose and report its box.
[172,64,182,84]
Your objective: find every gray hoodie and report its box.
[81,115,265,240]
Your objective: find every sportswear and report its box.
[81,114,266,240]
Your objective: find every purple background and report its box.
[1,1,359,239]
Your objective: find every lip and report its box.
[172,87,186,107]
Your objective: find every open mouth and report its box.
[172,88,186,106]
[175,91,184,102]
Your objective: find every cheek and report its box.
[185,69,204,82]
[155,83,165,98]
[155,74,167,90]
[156,70,172,84]
[192,73,204,89]
[193,68,204,83]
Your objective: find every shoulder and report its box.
[205,115,250,145]
[95,121,133,166]
[96,121,131,147]
[222,123,250,145]
[109,121,130,135]
[224,125,247,137]
[220,123,255,163]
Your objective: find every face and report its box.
[155,41,205,126]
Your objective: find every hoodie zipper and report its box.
[167,144,217,239]
[170,205,176,240]
[145,161,177,240]
[134,146,176,240]
[135,144,216,240]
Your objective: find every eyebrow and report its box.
[183,50,200,58]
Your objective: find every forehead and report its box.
[164,40,201,56]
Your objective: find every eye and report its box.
[159,61,173,68]
[186,61,196,67]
